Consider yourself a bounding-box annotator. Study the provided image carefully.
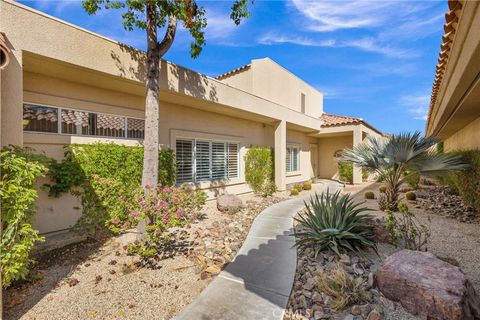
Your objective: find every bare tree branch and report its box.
[158,15,177,57]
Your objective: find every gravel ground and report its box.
[3,190,292,320]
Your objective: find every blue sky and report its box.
[20,0,446,134]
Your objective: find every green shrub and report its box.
[244,147,276,196]
[294,190,377,257]
[404,171,420,190]
[1,148,46,287]
[379,185,387,193]
[338,162,353,184]
[290,188,299,196]
[364,191,375,199]
[46,143,176,233]
[294,183,303,192]
[447,150,480,214]
[385,202,430,251]
[302,182,312,190]
[405,191,416,201]
[126,185,206,259]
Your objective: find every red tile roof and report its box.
[320,113,382,134]
[215,64,251,80]
[427,0,464,130]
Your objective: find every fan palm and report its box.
[341,132,468,211]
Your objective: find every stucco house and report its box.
[426,0,480,151]
[0,0,382,235]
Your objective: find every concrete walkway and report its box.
[175,180,344,320]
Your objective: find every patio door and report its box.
[310,144,318,178]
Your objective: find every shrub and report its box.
[338,162,353,184]
[126,185,206,258]
[290,188,299,196]
[244,147,276,196]
[46,143,176,233]
[302,182,312,190]
[385,202,430,251]
[379,185,387,193]
[1,148,46,287]
[294,190,377,257]
[317,266,370,311]
[447,150,480,214]
[405,191,416,201]
[404,171,420,190]
[364,191,375,199]
[362,168,369,181]
[294,183,303,192]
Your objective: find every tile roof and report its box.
[427,0,464,130]
[320,113,382,134]
[215,64,251,80]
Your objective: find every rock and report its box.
[343,315,354,320]
[339,254,351,265]
[314,310,326,320]
[360,304,373,318]
[217,194,243,213]
[372,219,389,243]
[303,277,316,291]
[367,272,375,288]
[366,309,382,320]
[351,305,362,316]
[376,250,480,319]
[312,291,323,304]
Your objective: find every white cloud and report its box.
[400,94,430,120]
[258,33,336,47]
[341,37,415,58]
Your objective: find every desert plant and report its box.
[338,162,353,184]
[364,191,375,199]
[405,191,416,201]
[385,202,430,251]
[447,150,480,214]
[379,185,387,193]
[294,183,303,192]
[290,188,299,196]
[244,147,276,197]
[1,148,46,287]
[342,132,467,211]
[302,182,312,190]
[317,266,370,311]
[404,171,420,189]
[294,190,377,257]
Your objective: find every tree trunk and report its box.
[141,2,160,189]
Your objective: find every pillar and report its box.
[352,126,363,184]
[274,120,286,191]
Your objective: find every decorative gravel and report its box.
[3,192,288,320]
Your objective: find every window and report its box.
[23,104,58,133]
[176,139,239,184]
[23,103,144,139]
[300,93,306,114]
[286,146,300,172]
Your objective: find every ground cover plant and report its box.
[244,147,276,196]
[0,147,46,287]
[294,190,377,257]
[341,132,467,211]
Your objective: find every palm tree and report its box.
[341,132,468,211]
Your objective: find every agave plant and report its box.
[341,132,468,211]
[294,190,377,257]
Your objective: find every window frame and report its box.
[23,102,145,140]
[175,138,240,184]
[286,145,300,173]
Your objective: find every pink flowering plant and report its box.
[126,185,206,257]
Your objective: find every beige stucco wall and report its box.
[444,116,480,152]
[220,58,324,118]
[317,135,353,180]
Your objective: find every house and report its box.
[0,0,382,234]
[426,0,480,151]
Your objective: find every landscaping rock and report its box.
[376,249,480,320]
[216,194,243,213]
[372,219,389,243]
[366,309,382,320]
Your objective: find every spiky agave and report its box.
[341,132,468,211]
[294,190,377,257]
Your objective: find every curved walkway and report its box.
[175,180,344,320]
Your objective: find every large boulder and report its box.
[217,194,243,213]
[377,250,480,319]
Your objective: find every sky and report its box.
[19,0,447,134]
